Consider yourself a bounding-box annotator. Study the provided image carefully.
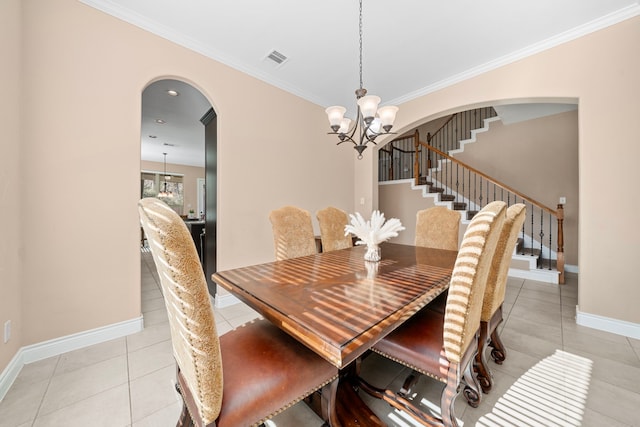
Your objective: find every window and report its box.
[141,171,184,214]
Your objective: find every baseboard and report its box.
[0,316,143,401]
[0,351,23,403]
[576,307,640,340]
[508,267,560,284]
[565,264,579,274]
[215,292,241,308]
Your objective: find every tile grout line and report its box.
[30,355,60,426]
[500,279,525,331]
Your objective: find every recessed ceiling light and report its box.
[155,119,166,124]
[166,90,179,96]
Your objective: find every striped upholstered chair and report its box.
[316,206,353,252]
[139,198,338,426]
[360,201,506,427]
[475,203,526,393]
[269,205,317,261]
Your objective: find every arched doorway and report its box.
[140,79,218,294]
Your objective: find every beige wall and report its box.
[140,161,204,216]
[4,0,354,371]
[455,110,579,265]
[363,17,640,324]
[2,0,639,375]
[0,0,23,371]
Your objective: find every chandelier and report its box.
[158,152,173,198]
[325,0,399,159]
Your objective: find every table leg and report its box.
[306,367,387,426]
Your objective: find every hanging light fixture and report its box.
[158,152,173,198]
[325,0,399,159]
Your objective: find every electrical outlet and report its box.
[559,196,566,204]
[3,320,10,343]
[360,197,365,205]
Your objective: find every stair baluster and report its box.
[379,107,565,284]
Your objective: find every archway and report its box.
[140,79,217,294]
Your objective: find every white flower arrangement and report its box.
[344,210,405,261]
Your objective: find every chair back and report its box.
[415,206,460,251]
[481,203,527,322]
[316,206,353,252]
[138,198,222,425]
[269,205,317,261]
[443,201,506,363]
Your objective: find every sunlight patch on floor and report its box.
[477,350,592,427]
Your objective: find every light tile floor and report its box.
[1,252,639,426]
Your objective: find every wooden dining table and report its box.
[212,242,457,424]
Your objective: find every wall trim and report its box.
[576,307,640,340]
[0,316,143,401]
[215,292,240,308]
[0,351,22,403]
[387,4,640,106]
[565,264,579,274]
[80,1,640,109]
[508,267,560,284]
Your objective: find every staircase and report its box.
[379,108,564,284]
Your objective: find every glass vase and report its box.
[364,244,381,262]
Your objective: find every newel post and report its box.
[556,204,565,284]
[414,129,420,186]
[426,132,432,170]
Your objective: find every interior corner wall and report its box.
[12,0,354,370]
[0,0,23,371]
[368,16,640,325]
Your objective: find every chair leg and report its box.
[475,321,493,394]
[441,363,461,427]
[462,359,482,408]
[176,400,195,427]
[489,328,507,364]
[399,370,419,397]
[488,306,507,365]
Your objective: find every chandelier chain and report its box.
[359,0,363,90]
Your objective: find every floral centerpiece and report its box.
[344,210,405,262]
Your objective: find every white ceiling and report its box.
[81,0,639,167]
[141,79,211,167]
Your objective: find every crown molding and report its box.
[80,1,640,109]
[387,4,640,106]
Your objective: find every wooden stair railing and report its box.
[417,139,565,284]
[378,120,565,284]
[426,106,497,156]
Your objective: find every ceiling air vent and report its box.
[266,50,288,65]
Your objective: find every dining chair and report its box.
[316,206,353,252]
[359,201,506,427]
[475,203,526,394]
[414,206,461,313]
[138,198,338,427]
[268,205,317,261]
[414,206,460,251]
